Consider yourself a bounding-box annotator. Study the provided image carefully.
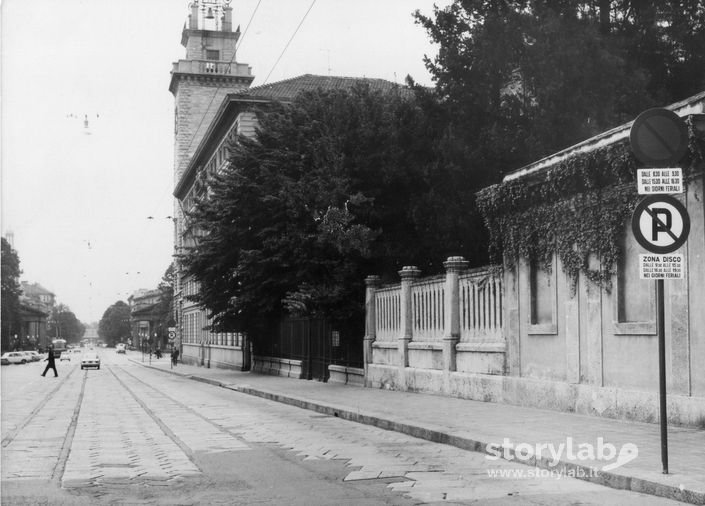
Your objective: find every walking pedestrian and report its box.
[41,345,58,377]
[172,348,179,367]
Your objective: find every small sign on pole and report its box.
[639,253,684,280]
[631,195,690,254]
[629,108,690,476]
[637,168,682,195]
[629,108,689,166]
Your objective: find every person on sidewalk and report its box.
[41,345,58,377]
[171,348,179,367]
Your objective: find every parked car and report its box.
[81,352,100,370]
[115,343,126,354]
[18,351,34,362]
[1,352,28,365]
[25,351,42,362]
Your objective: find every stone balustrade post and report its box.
[399,266,420,388]
[363,275,381,384]
[443,257,469,382]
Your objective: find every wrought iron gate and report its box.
[278,317,331,382]
[257,317,363,382]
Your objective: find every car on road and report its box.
[1,352,29,365]
[18,351,35,362]
[25,351,42,362]
[60,351,72,361]
[81,352,101,370]
[116,343,126,354]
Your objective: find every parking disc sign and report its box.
[639,253,684,279]
[631,195,690,254]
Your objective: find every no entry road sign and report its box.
[631,195,690,254]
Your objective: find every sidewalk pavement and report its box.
[130,356,705,505]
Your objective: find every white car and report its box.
[81,352,101,370]
[1,352,29,365]
[18,351,35,362]
[115,344,126,354]
[25,351,42,362]
[60,352,72,361]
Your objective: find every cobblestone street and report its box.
[1,350,694,505]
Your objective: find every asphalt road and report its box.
[1,349,691,505]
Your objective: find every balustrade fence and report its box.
[364,257,503,370]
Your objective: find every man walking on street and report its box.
[41,345,58,377]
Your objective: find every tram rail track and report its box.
[1,366,80,449]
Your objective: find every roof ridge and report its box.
[239,74,402,96]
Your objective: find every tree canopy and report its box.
[48,304,86,344]
[156,263,176,330]
[1,238,22,350]
[98,301,131,346]
[183,85,488,334]
[182,2,705,337]
[414,0,705,173]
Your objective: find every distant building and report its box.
[82,326,99,347]
[17,281,54,350]
[20,281,55,309]
[128,289,164,350]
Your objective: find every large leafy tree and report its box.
[414,0,705,174]
[184,85,486,336]
[47,304,86,344]
[1,238,22,351]
[155,263,176,334]
[98,301,131,347]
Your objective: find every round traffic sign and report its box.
[629,108,689,166]
[631,195,690,254]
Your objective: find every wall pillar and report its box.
[363,275,380,386]
[399,266,420,389]
[443,257,468,392]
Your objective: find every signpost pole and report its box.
[630,107,689,476]
[656,278,668,474]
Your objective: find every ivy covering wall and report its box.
[476,117,705,289]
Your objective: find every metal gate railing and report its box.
[256,317,364,382]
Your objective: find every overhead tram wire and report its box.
[262,0,317,85]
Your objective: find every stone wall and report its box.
[364,223,705,427]
[181,342,247,370]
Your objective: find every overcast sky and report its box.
[1,0,450,323]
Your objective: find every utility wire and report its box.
[262,0,316,85]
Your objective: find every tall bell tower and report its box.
[170,0,254,183]
[169,0,254,352]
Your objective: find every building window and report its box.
[206,49,220,60]
[528,256,557,334]
[614,230,656,334]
